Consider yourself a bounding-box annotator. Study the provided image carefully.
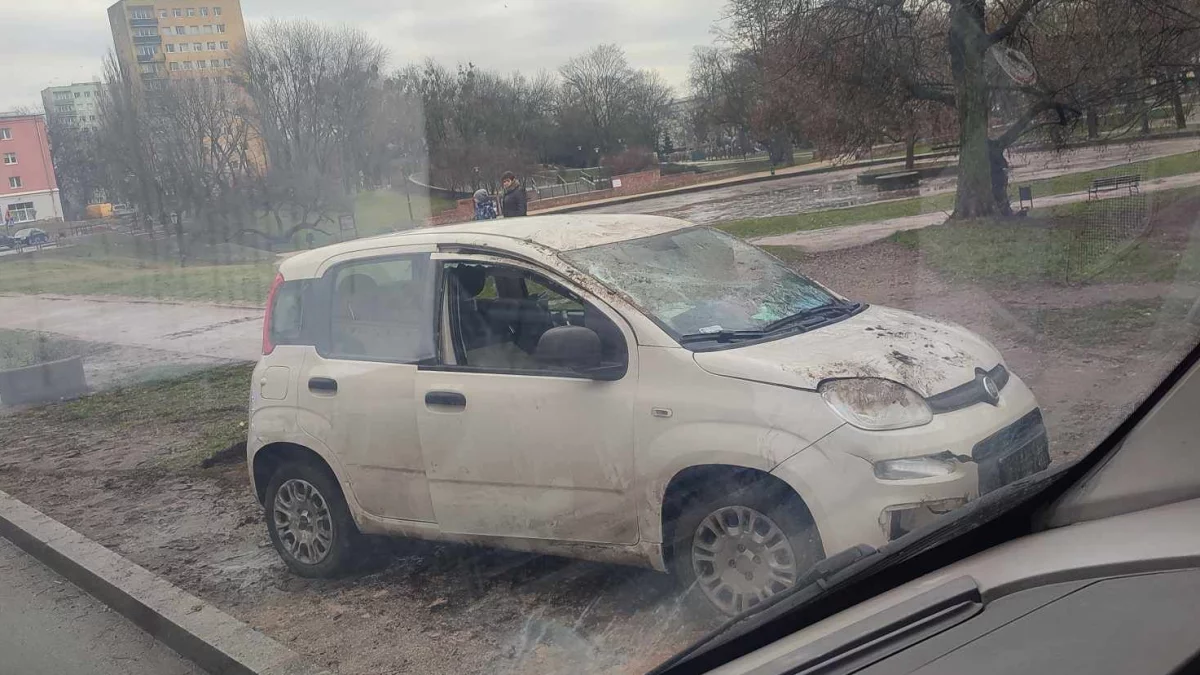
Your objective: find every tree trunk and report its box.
[1140,107,1151,134]
[767,131,794,166]
[1086,109,1100,139]
[1173,88,1187,129]
[949,0,998,219]
[904,134,917,170]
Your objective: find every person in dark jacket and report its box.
[499,171,527,217]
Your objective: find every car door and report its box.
[413,254,640,544]
[296,249,439,523]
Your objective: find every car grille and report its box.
[926,363,1010,413]
[973,408,1050,495]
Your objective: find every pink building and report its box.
[0,112,64,227]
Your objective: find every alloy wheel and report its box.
[691,505,799,615]
[273,478,335,565]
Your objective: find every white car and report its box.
[247,214,1048,615]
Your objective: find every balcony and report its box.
[133,34,162,44]
[136,53,162,63]
[128,17,159,27]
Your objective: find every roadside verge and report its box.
[0,489,326,675]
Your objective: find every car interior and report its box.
[444,261,627,372]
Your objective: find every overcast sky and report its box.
[1,0,727,112]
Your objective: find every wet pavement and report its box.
[0,536,204,675]
[577,137,1200,224]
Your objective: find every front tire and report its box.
[264,461,361,577]
[670,482,823,616]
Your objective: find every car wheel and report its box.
[670,483,824,617]
[264,461,361,577]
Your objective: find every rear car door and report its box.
[413,255,640,544]
[296,248,439,523]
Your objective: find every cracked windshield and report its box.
[2,0,1200,672]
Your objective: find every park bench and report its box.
[875,171,921,191]
[1087,174,1140,200]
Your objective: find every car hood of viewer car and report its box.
[691,305,1003,397]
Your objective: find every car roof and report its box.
[279,213,692,278]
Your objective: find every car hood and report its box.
[691,305,1002,397]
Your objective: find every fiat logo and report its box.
[981,375,1000,404]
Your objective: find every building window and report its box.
[197,60,208,70]
[3,153,16,165]
[210,59,220,68]
[159,9,168,17]
[175,26,185,35]
[207,41,216,50]
[193,42,203,51]
[200,6,209,15]
[218,40,228,50]
[137,45,156,56]
[139,63,158,74]
[166,43,176,52]
[84,91,91,98]
[215,24,225,33]
[133,27,158,36]
[213,6,221,15]
[56,105,73,114]
[173,8,182,16]
[190,25,201,34]
[9,176,22,189]
[202,24,213,34]
[130,8,153,19]
[169,61,180,71]
[7,201,35,222]
[180,43,190,52]
[89,115,96,121]
[0,129,10,141]
[182,61,193,70]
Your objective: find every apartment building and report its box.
[41,82,104,131]
[0,113,64,227]
[107,0,248,88]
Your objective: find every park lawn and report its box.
[0,255,276,305]
[883,185,1200,287]
[0,329,89,370]
[718,149,1200,239]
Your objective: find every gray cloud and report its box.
[1,0,724,111]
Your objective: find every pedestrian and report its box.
[499,171,527,218]
[3,211,13,232]
[473,189,498,221]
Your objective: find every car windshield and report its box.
[564,227,839,338]
[5,0,1200,674]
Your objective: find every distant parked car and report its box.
[13,228,49,246]
[0,234,16,250]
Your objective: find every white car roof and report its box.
[279,213,691,279]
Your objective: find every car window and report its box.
[268,280,306,347]
[327,254,435,363]
[442,261,625,372]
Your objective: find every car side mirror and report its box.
[535,326,615,378]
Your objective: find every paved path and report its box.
[0,294,262,362]
[752,171,1200,252]
[0,536,204,675]
[574,137,1200,225]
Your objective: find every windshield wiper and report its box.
[763,301,864,334]
[678,329,767,345]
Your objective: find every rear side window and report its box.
[268,280,307,347]
[326,254,436,363]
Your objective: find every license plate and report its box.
[998,435,1050,484]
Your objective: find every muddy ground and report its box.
[2,210,1199,673]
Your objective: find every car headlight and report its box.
[818,378,933,431]
[873,455,958,480]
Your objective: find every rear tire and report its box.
[264,460,362,578]
[669,481,823,617]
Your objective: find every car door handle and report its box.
[425,391,466,409]
[308,377,338,393]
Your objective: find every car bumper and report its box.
[771,373,1046,555]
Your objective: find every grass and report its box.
[1010,299,1195,347]
[0,255,277,305]
[717,149,1200,239]
[50,362,253,469]
[884,186,1200,286]
[0,329,87,370]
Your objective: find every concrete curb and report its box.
[0,489,327,675]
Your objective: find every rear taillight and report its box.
[262,273,284,355]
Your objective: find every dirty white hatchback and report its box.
[248,214,1048,615]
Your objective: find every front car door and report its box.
[296,249,439,523]
[413,254,640,544]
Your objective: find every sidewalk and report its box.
[752,171,1200,252]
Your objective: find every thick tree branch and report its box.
[989,0,1043,45]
